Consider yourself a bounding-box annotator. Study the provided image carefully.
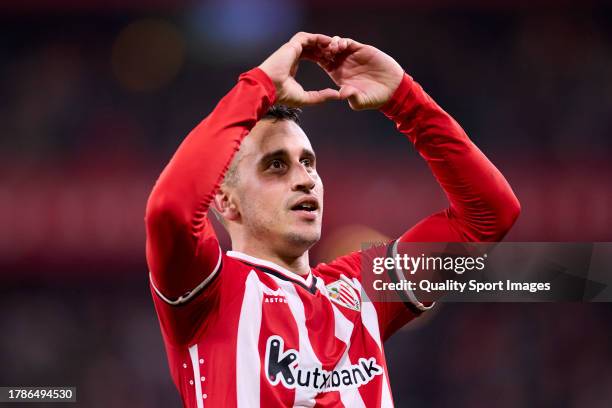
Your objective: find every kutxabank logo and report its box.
[264,336,383,392]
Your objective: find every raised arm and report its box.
[318,36,520,242]
[314,37,520,337]
[145,32,342,302]
[144,68,276,301]
[384,74,520,242]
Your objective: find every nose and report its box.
[291,164,316,192]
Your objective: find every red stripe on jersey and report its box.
[297,288,348,371]
[297,285,349,407]
[257,274,299,406]
[314,391,344,407]
[256,268,282,293]
[196,262,249,408]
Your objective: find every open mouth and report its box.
[290,199,319,213]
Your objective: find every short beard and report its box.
[284,230,320,253]
[239,197,321,256]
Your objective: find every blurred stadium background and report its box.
[1,0,612,406]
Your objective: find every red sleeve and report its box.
[382,73,521,244]
[376,73,520,323]
[144,68,275,305]
[317,74,521,341]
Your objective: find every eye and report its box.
[268,159,286,171]
[300,158,313,167]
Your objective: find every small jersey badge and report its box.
[326,279,360,312]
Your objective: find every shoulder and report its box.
[312,250,362,283]
[218,252,260,283]
[312,242,394,284]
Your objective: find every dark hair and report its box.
[263,105,301,124]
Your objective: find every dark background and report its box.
[1,0,611,406]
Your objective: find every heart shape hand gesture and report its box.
[258,32,404,110]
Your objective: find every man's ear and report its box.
[213,187,240,222]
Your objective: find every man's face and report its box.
[226,119,323,255]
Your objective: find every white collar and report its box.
[226,250,313,286]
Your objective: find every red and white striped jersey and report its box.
[144,67,519,407]
[151,246,425,408]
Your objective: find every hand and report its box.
[258,32,341,107]
[318,36,404,110]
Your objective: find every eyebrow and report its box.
[259,148,316,164]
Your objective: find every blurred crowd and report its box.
[1,2,611,407]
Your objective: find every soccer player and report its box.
[145,32,520,407]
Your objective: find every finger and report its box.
[318,48,336,62]
[301,47,335,64]
[318,35,338,54]
[300,88,341,106]
[290,32,333,51]
[330,36,341,54]
[338,38,349,52]
[339,85,359,100]
[343,91,367,111]
[319,36,353,61]
[344,38,363,52]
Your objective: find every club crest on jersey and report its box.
[326,279,360,311]
[265,335,383,392]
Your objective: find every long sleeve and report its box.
[331,74,522,338]
[381,73,520,243]
[315,74,521,341]
[145,68,276,301]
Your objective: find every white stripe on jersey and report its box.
[353,278,394,408]
[329,303,367,408]
[237,271,264,408]
[329,302,353,345]
[273,277,320,407]
[335,348,367,408]
[189,344,205,408]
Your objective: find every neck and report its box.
[231,242,311,277]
